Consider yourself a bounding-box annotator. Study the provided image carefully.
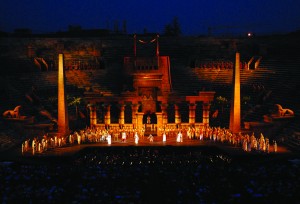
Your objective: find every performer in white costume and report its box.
[107,133,112,145]
[21,143,24,155]
[134,132,139,144]
[148,134,154,142]
[32,139,36,155]
[177,131,182,142]
[162,132,167,142]
[274,140,277,152]
[122,131,126,142]
[77,133,81,145]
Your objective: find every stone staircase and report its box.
[275,117,300,151]
[0,121,22,152]
[0,66,123,116]
[170,63,204,96]
[0,132,20,152]
[171,55,300,130]
[259,59,300,112]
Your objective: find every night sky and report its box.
[1,0,300,35]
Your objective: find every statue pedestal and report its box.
[144,124,157,136]
[145,124,152,129]
[264,114,294,123]
[3,116,35,124]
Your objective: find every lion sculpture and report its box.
[3,105,21,118]
[273,104,294,117]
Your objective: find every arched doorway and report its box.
[143,111,157,124]
[143,111,157,136]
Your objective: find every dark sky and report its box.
[1,0,300,35]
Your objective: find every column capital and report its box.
[87,103,96,109]
[174,104,180,110]
[131,103,140,107]
[102,103,111,110]
[131,103,140,111]
[118,103,126,109]
[203,101,211,105]
[160,103,168,109]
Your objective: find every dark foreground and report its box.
[1,146,299,203]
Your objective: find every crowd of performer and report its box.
[184,126,278,153]
[21,125,279,156]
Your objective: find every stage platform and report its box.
[14,134,294,160]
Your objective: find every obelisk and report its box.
[229,52,241,133]
[58,54,69,136]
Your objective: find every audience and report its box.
[1,146,299,203]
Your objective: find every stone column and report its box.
[119,104,125,126]
[104,104,111,126]
[131,104,139,129]
[57,54,69,136]
[88,104,97,127]
[137,113,144,130]
[156,112,163,133]
[174,104,181,124]
[230,52,241,133]
[202,102,211,127]
[161,103,168,126]
[188,103,196,125]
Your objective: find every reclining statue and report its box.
[273,104,294,117]
[3,105,21,118]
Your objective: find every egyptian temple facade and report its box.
[84,35,215,135]
[1,33,300,137]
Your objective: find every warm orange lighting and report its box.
[58,54,69,136]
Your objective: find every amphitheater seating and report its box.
[187,56,300,150]
[1,36,300,151]
[0,127,20,152]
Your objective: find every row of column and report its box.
[174,103,210,125]
[89,104,140,128]
[88,102,211,127]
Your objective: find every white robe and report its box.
[107,134,112,145]
[162,133,166,142]
[176,133,182,142]
[122,132,126,141]
[134,133,139,144]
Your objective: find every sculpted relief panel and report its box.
[139,87,157,113]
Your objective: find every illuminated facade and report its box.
[84,35,215,135]
[1,33,299,139]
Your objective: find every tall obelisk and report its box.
[58,54,69,136]
[229,52,241,133]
